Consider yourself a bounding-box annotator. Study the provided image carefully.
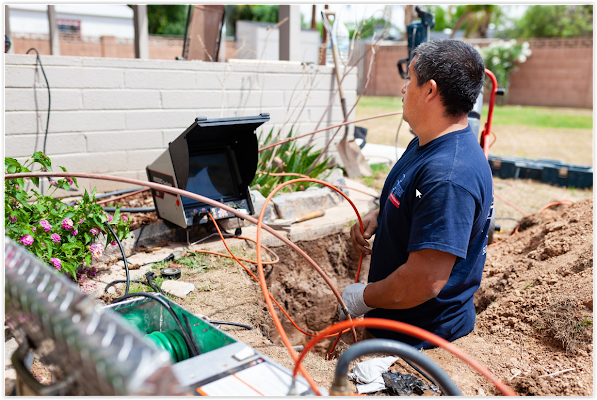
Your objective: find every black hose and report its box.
[95,187,140,200]
[332,339,461,396]
[26,48,50,193]
[104,222,130,298]
[112,292,198,358]
[102,206,155,213]
[400,357,440,391]
[210,321,254,330]
[182,313,201,356]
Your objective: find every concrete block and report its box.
[79,170,144,193]
[124,110,199,130]
[43,66,125,89]
[162,129,183,146]
[250,189,277,221]
[82,89,161,110]
[272,188,340,219]
[86,130,163,153]
[5,88,83,111]
[44,133,88,155]
[161,280,194,299]
[6,111,127,135]
[5,135,39,157]
[127,149,166,170]
[161,90,224,109]
[125,69,197,89]
[5,65,38,88]
[50,151,128,174]
[196,71,232,90]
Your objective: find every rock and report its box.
[272,188,342,220]
[250,189,277,221]
[477,388,486,396]
[161,280,195,299]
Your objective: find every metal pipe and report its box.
[331,339,462,396]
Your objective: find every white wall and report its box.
[5,54,358,193]
[8,4,134,38]
[236,21,321,64]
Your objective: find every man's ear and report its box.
[424,79,440,104]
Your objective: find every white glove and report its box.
[338,283,374,321]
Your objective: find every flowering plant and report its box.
[477,39,532,96]
[5,152,131,279]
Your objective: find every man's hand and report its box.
[350,209,380,255]
[338,283,375,321]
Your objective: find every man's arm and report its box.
[363,248,456,310]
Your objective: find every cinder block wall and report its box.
[5,54,357,193]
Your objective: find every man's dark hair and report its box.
[412,39,485,117]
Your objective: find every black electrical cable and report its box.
[95,187,140,200]
[400,357,440,391]
[102,206,155,213]
[104,222,130,299]
[112,292,198,357]
[182,313,201,356]
[26,48,51,193]
[210,321,254,330]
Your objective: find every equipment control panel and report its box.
[184,199,251,226]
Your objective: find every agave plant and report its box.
[251,126,335,198]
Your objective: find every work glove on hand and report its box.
[338,283,374,321]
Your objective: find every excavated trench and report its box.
[254,230,371,355]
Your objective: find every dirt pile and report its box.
[473,198,593,395]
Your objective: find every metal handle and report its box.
[12,341,73,395]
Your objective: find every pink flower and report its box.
[41,166,47,172]
[41,243,45,247]
[15,186,19,190]
[72,229,78,236]
[79,218,85,224]
[32,227,36,232]
[50,257,61,271]
[40,220,52,232]
[50,233,61,243]
[90,227,100,236]
[89,243,104,260]
[122,216,128,222]
[107,215,113,223]
[66,177,74,185]
[49,180,57,185]
[110,241,117,246]
[19,235,34,246]
[9,215,17,223]
[61,218,74,230]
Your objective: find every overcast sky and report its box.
[298,4,529,32]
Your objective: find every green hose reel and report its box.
[145,330,190,363]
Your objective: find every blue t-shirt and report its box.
[366,125,493,349]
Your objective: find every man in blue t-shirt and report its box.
[340,39,494,349]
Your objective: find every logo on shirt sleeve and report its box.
[389,174,406,209]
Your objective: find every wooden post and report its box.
[132,5,149,59]
[278,5,301,61]
[47,5,60,55]
[311,5,317,30]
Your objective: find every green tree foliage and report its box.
[505,5,592,38]
[224,4,278,38]
[146,5,189,36]
[427,5,449,31]
[346,17,395,39]
[449,4,502,38]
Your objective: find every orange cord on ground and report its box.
[293,318,518,397]
[205,213,350,340]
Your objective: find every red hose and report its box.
[293,318,518,396]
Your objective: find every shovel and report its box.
[322,11,372,179]
[266,210,325,231]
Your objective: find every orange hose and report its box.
[191,235,279,265]
[293,318,518,397]
[256,171,380,199]
[494,192,527,217]
[255,178,372,395]
[206,213,350,339]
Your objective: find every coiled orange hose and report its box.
[292,318,518,396]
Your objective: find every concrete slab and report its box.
[360,142,405,166]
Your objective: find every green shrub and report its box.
[251,127,335,198]
[5,152,131,279]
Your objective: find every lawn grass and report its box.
[480,104,593,129]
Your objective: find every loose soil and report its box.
[100,196,592,396]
